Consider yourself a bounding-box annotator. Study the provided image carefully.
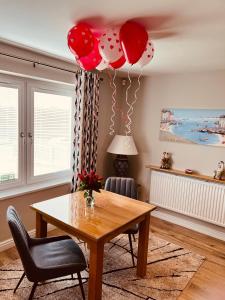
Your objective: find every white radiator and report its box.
[150,170,225,227]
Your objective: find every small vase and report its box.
[85,189,95,207]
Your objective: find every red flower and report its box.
[77,169,104,193]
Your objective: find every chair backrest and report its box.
[104,177,137,199]
[7,206,36,280]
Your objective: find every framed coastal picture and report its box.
[159,108,225,147]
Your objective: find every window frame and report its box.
[0,74,26,191]
[0,74,74,195]
[26,80,75,184]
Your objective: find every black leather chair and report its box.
[7,206,86,300]
[104,177,139,266]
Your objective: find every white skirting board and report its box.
[0,224,56,253]
[152,208,225,242]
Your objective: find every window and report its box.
[33,91,72,177]
[0,86,19,183]
[0,75,74,194]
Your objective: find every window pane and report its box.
[0,86,19,183]
[34,91,72,176]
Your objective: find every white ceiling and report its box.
[0,0,225,75]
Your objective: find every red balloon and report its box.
[67,23,95,58]
[110,55,126,69]
[119,21,148,64]
[77,37,102,71]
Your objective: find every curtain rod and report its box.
[0,51,79,74]
[0,51,104,80]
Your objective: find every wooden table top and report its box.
[31,190,156,241]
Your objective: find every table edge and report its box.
[30,204,156,242]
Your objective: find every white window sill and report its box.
[0,178,71,201]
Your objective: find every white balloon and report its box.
[96,59,108,71]
[138,39,154,67]
[99,27,122,63]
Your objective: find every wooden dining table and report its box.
[30,190,156,300]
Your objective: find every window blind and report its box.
[33,91,72,176]
[0,86,19,183]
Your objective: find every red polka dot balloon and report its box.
[138,39,154,67]
[67,23,95,58]
[99,28,123,63]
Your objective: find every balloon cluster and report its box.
[67,21,154,71]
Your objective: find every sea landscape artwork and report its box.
[159,108,225,147]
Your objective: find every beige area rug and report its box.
[0,234,204,300]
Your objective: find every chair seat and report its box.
[30,237,86,281]
[124,224,139,234]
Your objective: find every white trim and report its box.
[0,69,75,87]
[152,207,225,242]
[0,75,26,191]
[0,178,70,201]
[0,224,56,253]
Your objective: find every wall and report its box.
[97,76,123,178]
[0,42,77,84]
[0,184,71,242]
[0,41,115,242]
[1,42,224,241]
[129,71,225,200]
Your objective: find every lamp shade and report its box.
[107,135,138,155]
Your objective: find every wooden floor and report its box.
[1,217,225,300]
[151,217,225,300]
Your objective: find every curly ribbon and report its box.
[125,67,132,135]
[108,69,117,135]
[126,69,143,134]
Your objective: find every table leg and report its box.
[88,240,104,300]
[136,213,150,277]
[36,212,47,238]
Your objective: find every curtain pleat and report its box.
[72,71,100,191]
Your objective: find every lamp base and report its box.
[113,155,129,177]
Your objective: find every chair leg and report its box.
[128,233,135,267]
[77,272,85,300]
[28,282,38,300]
[14,272,26,293]
[132,233,136,242]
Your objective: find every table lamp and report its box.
[107,135,138,177]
